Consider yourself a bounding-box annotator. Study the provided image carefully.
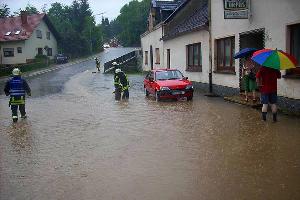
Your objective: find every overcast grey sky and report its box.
[2,0,133,23]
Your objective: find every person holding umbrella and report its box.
[252,49,297,122]
[242,56,258,102]
[256,66,281,122]
[234,48,258,102]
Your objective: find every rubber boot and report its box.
[262,112,267,121]
[12,116,18,123]
[273,113,277,122]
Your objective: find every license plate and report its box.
[178,97,187,101]
[172,91,185,95]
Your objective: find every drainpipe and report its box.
[208,0,213,94]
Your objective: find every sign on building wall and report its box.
[224,0,249,19]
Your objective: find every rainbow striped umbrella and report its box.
[251,49,297,70]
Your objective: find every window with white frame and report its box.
[17,47,22,53]
[155,48,160,64]
[286,23,300,76]
[3,48,14,57]
[37,48,43,55]
[36,30,42,39]
[46,32,50,40]
[290,24,300,66]
[145,51,148,65]
[47,48,52,56]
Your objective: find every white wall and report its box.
[1,41,26,64]
[0,20,58,65]
[164,31,210,83]
[25,20,58,60]
[141,25,164,71]
[211,0,300,99]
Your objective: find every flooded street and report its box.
[0,49,300,200]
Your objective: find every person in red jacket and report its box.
[256,67,281,122]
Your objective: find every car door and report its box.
[144,72,150,91]
[144,71,155,94]
[148,71,155,94]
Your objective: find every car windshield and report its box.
[155,70,183,80]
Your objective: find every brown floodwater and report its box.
[0,60,299,200]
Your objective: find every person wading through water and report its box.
[256,67,281,122]
[113,62,129,100]
[4,68,31,122]
[95,57,100,72]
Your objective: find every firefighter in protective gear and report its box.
[95,57,100,72]
[114,67,129,100]
[4,68,31,122]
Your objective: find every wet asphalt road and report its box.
[0,48,300,200]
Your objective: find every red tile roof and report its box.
[0,13,47,42]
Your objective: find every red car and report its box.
[144,69,194,101]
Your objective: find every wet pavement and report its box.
[0,48,300,200]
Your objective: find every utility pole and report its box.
[205,0,217,97]
[89,20,92,54]
[207,0,214,96]
[90,12,106,54]
[208,0,213,93]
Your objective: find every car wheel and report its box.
[155,91,160,102]
[144,87,149,97]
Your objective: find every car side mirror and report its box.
[183,77,188,80]
[149,77,154,82]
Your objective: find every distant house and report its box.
[0,11,59,65]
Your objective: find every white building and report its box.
[211,0,300,101]
[141,24,164,70]
[141,0,185,70]
[0,12,59,65]
[141,0,300,112]
[162,0,209,83]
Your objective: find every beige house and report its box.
[141,24,164,70]
[141,0,300,112]
[0,12,59,65]
[141,0,185,70]
[162,0,209,83]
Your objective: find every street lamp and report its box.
[90,12,106,54]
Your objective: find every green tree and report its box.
[111,0,150,46]
[24,4,39,14]
[0,4,10,18]
[47,1,103,57]
[101,17,111,42]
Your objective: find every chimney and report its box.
[21,11,28,24]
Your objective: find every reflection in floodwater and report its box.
[0,55,299,200]
[8,121,33,153]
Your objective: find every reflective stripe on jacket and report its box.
[10,96,25,105]
[114,72,129,90]
[9,77,26,97]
